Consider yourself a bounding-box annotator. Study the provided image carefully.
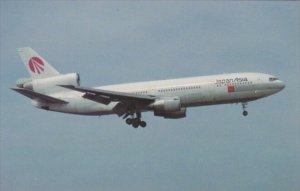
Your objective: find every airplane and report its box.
[12,47,285,128]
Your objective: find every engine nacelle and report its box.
[16,73,80,94]
[152,97,185,118]
[162,108,186,119]
[16,78,32,88]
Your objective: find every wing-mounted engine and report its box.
[161,108,186,119]
[16,73,80,94]
[151,97,186,119]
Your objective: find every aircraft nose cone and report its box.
[277,80,285,90]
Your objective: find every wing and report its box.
[12,88,68,104]
[59,85,156,105]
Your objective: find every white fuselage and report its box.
[43,72,285,116]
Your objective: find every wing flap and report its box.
[82,92,111,105]
[12,88,68,104]
[59,85,155,104]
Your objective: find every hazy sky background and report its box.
[1,1,299,191]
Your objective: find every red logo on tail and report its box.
[28,57,44,74]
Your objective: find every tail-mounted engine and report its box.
[151,97,186,119]
[16,73,80,94]
[16,78,33,89]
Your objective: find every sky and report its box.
[0,1,299,191]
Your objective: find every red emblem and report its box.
[228,85,235,93]
[28,57,44,74]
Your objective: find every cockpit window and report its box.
[269,77,278,81]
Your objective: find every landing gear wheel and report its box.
[241,102,248,117]
[126,118,133,125]
[132,118,140,128]
[124,111,147,128]
[140,121,147,128]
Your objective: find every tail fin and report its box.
[18,47,60,79]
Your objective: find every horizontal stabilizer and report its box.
[12,88,68,104]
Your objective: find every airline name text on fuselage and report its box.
[216,77,248,84]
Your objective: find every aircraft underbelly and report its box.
[48,97,115,116]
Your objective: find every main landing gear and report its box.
[242,102,248,116]
[124,112,147,128]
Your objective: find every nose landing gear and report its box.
[243,110,248,116]
[124,112,147,128]
[242,102,248,116]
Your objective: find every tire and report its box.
[132,118,140,128]
[126,118,132,125]
[132,122,139,128]
[140,121,147,128]
[243,111,248,116]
